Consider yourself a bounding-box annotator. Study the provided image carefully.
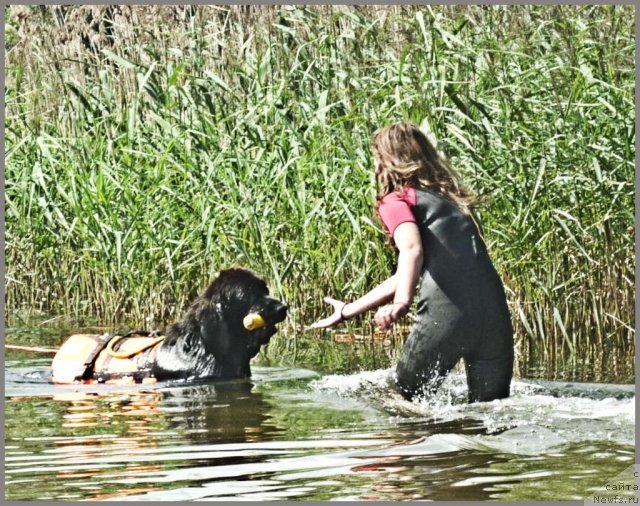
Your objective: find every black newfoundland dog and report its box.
[51,268,288,384]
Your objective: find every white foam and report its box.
[311,369,635,448]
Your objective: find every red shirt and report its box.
[376,187,418,237]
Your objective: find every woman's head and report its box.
[372,121,475,210]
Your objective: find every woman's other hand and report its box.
[374,302,409,330]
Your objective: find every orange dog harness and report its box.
[51,331,165,384]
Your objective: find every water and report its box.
[4,350,635,501]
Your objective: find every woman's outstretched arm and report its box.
[310,222,423,329]
[309,276,397,329]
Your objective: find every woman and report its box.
[311,121,514,403]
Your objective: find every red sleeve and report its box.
[376,188,417,237]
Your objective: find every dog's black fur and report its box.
[151,268,287,381]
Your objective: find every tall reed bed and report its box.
[5,5,635,366]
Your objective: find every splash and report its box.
[312,369,635,448]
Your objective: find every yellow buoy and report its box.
[243,313,266,330]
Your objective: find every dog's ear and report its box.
[197,299,254,377]
[195,300,230,357]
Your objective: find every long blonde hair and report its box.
[372,121,476,212]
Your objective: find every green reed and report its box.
[4,5,635,365]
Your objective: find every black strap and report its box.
[77,333,114,381]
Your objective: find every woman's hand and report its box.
[310,297,347,329]
[374,302,409,330]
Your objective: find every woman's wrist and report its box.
[391,301,410,316]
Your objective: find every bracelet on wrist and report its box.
[339,302,349,322]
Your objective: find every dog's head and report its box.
[192,268,288,369]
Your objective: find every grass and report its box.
[4,5,635,372]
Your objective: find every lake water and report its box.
[4,337,635,502]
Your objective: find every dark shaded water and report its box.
[4,322,636,501]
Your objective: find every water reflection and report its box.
[160,381,278,444]
[46,379,288,470]
[516,344,635,383]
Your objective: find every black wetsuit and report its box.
[394,189,514,403]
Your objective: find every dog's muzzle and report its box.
[243,303,288,331]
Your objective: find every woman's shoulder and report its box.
[380,187,417,206]
[377,188,418,237]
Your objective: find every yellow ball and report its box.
[243,313,266,330]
